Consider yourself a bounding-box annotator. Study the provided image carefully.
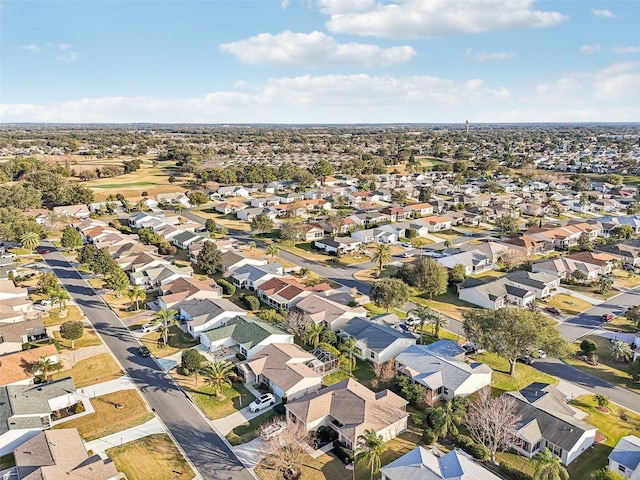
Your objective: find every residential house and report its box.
[52,204,90,219]
[380,207,412,223]
[276,192,305,204]
[457,270,560,309]
[199,315,293,357]
[238,343,323,401]
[501,235,554,256]
[129,263,193,287]
[257,277,332,310]
[177,298,246,337]
[608,435,640,479]
[395,341,492,401]
[0,280,28,301]
[532,251,615,280]
[339,317,417,364]
[156,277,222,310]
[128,212,170,229]
[188,238,236,262]
[0,377,80,456]
[293,294,366,331]
[237,207,279,222]
[425,216,453,232]
[507,382,597,465]
[380,447,502,480]
[232,263,284,291]
[218,250,269,274]
[314,237,362,255]
[436,250,492,276]
[286,378,408,449]
[0,313,47,355]
[404,202,434,217]
[214,201,248,215]
[0,344,59,387]
[519,202,549,217]
[14,429,123,480]
[156,192,190,207]
[215,185,250,198]
[351,227,397,244]
[302,223,325,241]
[459,241,511,265]
[596,240,640,267]
[171,231,205,249]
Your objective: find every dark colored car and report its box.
[601,313,614,322]
[545,306,562,315]
[623,263,636,272]
[138,345,151,357]
[37,248,50,254]
[517,355,534,365]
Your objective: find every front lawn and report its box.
[44,305,84,327]
[226,409,283,446]
[542,293,593,317]
[172,370,254,419]
[107,434,195,480]
[53,326,102,349]
[53,353,123,387]
[363,302,408,318]
[140,325,198,358]
[473,351,559,394]
[603,315,638,333]
[611,269,640,288]
[53,390,154,441]
[414,287,479,322]
[568,395,640,478]
[87,278,106,290]
[568,283,619,300]
[564,335,640,394]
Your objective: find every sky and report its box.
[1,0,639,124]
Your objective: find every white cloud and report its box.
[220,31,416,67]
[593,62,640,100]
[612,46,640,54]
[56,51,79,63]
[57,43,73,51]
[592,8,616,18]
[580,44,602,54]
[464,49,515,61]
[19,44,41,53]
[323,0,568,39]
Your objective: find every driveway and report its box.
[211,401,280,436]
[232,437,269,469]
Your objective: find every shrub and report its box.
[320,329,337,345]
[273,404,286,415]
[235,353,246,361]
[217,279,236,296]
[499,463,532,480]
[410,413,423,427]
[422,428,438,445]
[453,434,488,460]
[242,295,261,311]
[181,348,205,371]
[405,228,417,239]
[257,308,284,323]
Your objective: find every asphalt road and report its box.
[43,248,254,480]
[557,286,640,342]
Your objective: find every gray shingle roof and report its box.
[7,377,76,415]
[341,317,415,353]
[609,435,640,472]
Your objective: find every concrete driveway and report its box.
[232,437,269,468]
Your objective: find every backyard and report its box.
[107,434,195,480]
[53,352,123,387]
[53,390,154,441]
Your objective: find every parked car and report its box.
[138,345,151,357]
[545,306,562,316]
[623,263,636,272]
[404,317,421,326]
[0,253,16,259]
[402,252,414,258]
[401,242,412,247]
[537,349,547,358]
[601,313,614,322]
[462,343,478,354]
[141,322,160,333]
[37,248,50,254]
[517,355,534,365]
[249,393,276,413]
[39,298,52,307]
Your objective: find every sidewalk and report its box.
[76,375,137,398]
[84,417,166,458]
[556,286,604,305]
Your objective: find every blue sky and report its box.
[1,0,639,123]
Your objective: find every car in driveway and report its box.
[138,345,151,357]
[545,306,562,316]
[400,242,412,247]
[623,263,636,272]
[402,252,414,258]
[141,322,160,333]
[517,355,534,365]
[249,393,276,413]
[37,248,50,255]
[601,313,615,322]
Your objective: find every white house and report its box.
[177,298,246,337]
[608,435,640,479]
[437,250,492,276]
[339,317,416,364]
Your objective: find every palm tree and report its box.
[50,289,70,312]
[32,357,55,382]
[610,341,633,363]
[533,448,569,480]
[266,244,279,262]
[431,311,448,339]
[411,305,436,344]
[152,308,178,346]
[248,241,256,251]
[135,199,149,212]
[174,204,184,215]
[304,323,323,349]
[21,231,40,259]
[202,359,236,399]
[355,429,386,480]
[372,244,391,274]
[340,336,357,375]
[127,286,146,311]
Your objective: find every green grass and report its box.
[94,181,157,189]
[565,335,640,394]
[140,325,199,358]
[107,434,195,480]
[226,409,282,446]
[363,303,408,318]
[0,453,16,470]
[188,382,255,420]
[53,326,103,349]
[473,351,558,394]
[44,305,84,327]
[568,395,640,479]
[413,286,479,322]
[322,370,352,387]
[496,451,537,478]
[543,293,593,317]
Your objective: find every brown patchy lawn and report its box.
[53,390,153,441]
[107,434,195,480]
[53,353,123,387]
[140,325,198,358]
[53,326,102,349]
[44,305,84,327]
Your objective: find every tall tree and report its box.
[463,308,570,376]
[304,322,324,349]
[250,213,275,235]
[152,308,179,346]
[465,387,521,463]
[413,258,448,298]
[187,191,208,209]
[59,320,84,349]
[105,267,130,297]
[204,218,217,233]
[127,286,146,311]
[262,417,309,479]
[355,429,386,480]
[202,359,235,399]
[610,341,633,362]
[372,244,392,273]
[32,357,55,382]
[60,225,82,250]
[370,278,410,313]
[196,241,221,274]
[533,448,569,480]
[339,336,357,374]
[282,310,310,341]
[21,231,40,258]
[577,232,593,251]
[411,305,436,344]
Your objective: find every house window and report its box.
[545,441,563,458]
[370,351,375,359]
[443,387,449,396]
[618,465,626,473]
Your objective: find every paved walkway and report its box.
[57,343,110,370]
[590,328,637,344]
[84,418,166,458]
[231,437,269,468]
[77,375,137,398]
[557,286,605,305]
